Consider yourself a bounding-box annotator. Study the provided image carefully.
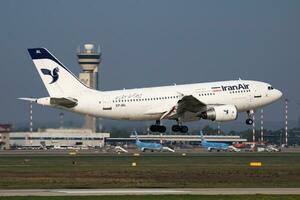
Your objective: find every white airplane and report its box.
[20,48,282,133]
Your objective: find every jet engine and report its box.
[199,105,238,122]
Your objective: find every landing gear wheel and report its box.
[246,118,253,125]
[180,126,188,133]
[150,125,158,132]
[150,125,166,133]
[157,125,166,133]
[172,125,181,132]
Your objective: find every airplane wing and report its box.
[145,95,206,121]
[144,108,167,116]
[176,95,206,115]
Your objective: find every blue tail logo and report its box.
[41,67,59,84]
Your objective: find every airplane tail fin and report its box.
[200,130,206,143]
[28,48,91,97]
[134,131,140,142]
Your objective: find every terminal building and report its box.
[10,129,110,149]
[0,124,11,150]
[7,130,246,149]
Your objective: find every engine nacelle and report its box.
[200,105,238,122]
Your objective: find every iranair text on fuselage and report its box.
[221,84,249,91]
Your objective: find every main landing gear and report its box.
[171,124,188,133]
[149,120,189,133]
[245,110,254,125]
[150,120,166,133]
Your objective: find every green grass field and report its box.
[0,152,299,189]
[0,195,300,200]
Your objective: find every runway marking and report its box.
[55,189,184,194]
[0,188,300,196]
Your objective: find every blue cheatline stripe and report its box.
[27,48,89,89]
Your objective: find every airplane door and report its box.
[102,99,112,111]
[250,88,263,107]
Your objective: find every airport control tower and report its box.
[77,44,101,132]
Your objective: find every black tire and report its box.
[172,125,181,132]
[150,125,158,132]
[158,125,166,133]
[246,118,253,125]
[180,126,188,133]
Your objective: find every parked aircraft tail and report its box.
[200,130,206,143]
[134,131,140,142]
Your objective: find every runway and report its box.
[0,188,300,196]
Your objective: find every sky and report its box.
[0,0,300,129]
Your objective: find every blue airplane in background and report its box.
[134,131,162,152]
[200,130,230,152]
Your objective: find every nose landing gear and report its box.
[246,118,253,125]
[246,110,254,125]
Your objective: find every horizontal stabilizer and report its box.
[18,97,77,108]
[18,97,37,102]
[50,97,78,108]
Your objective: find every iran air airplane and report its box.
[20,48,282,133]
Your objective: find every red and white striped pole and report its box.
[29,101,33,146]
[260,109,264,143]
[30,101,33,133]
[285,99,288,146]
[252,113,255,143]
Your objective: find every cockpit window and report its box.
[268,86,274,90]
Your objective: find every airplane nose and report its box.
[275,89,283,100]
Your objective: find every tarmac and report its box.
[0,188,300,196]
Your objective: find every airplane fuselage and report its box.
[61,80,281,122]
[136,140,162,151]
[202,141,229,151]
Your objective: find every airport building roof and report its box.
[107,134,247,143]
